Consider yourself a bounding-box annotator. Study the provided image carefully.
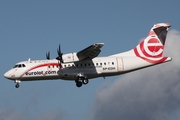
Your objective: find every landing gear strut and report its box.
[15,80,21,88]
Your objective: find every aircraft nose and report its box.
[4,71,10,79]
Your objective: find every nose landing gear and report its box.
[14,80,21,88]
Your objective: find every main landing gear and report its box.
[75,77,89,87]
[15,80,20,88]
[75,73,89,88]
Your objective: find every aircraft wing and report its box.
[77,43,104,60]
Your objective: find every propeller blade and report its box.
[56,44,64,63]
[46,51,50,60]
[58,44,63,56]
[58,44,61,55]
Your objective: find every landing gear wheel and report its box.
[14,80,21,88]
[76,81,82,87]
[15,84,19,88]
[82,79,89,85]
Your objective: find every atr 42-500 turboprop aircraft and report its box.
[4,23,172,88]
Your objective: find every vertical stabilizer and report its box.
[111,23,171,63]
[132,23,171,63]
[134,23,170,58]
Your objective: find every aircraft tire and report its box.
[82,79,89,85]
[76,81,82,87]
[15,84,19,88]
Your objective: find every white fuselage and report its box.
[3,23,172,88]
[4,56,171,82]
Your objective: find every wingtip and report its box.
[95,43,104,46]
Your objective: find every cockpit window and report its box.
[13,64,26,68]
[13,65,18,68]
[18,64,22,68]
[22,64,26,67]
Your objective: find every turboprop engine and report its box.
[62,52,80,63]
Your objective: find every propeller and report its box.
[46,51,50,60]
[56,44,64,63]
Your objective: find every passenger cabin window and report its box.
[76,64,78,67]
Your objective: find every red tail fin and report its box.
[134,23,170,58]
[133,23,171,63]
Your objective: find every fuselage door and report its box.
[116,57,124,72]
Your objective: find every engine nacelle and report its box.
[62,53,80,63]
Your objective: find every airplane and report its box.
[4,23,172,88]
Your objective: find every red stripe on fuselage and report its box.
[18,63,61,80]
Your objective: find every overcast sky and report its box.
[0,1,180,120]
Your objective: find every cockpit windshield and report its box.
[13,64,26,68]
[13,65,18,68]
